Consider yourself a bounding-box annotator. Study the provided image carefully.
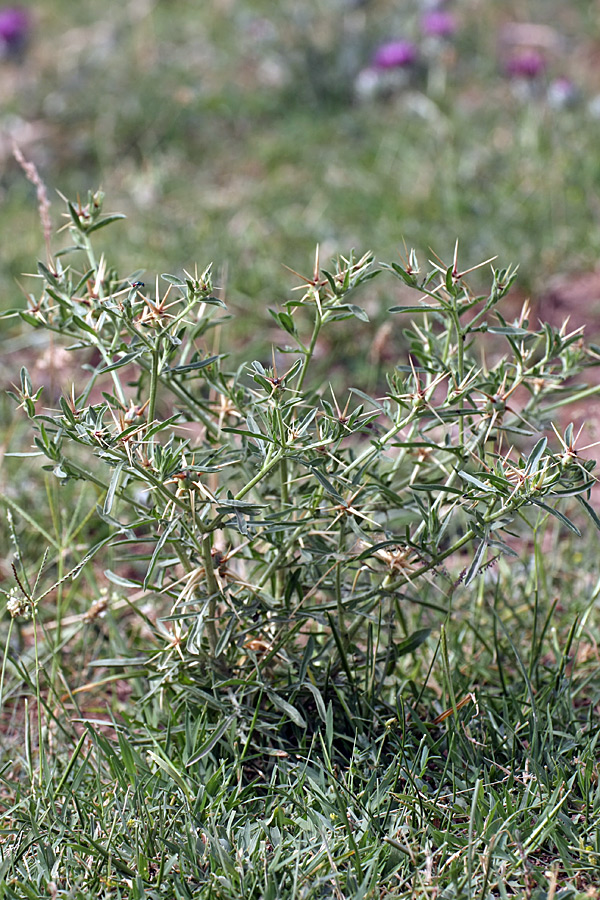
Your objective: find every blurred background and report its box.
[2,0,600,339]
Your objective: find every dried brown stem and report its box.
[13,143,53,266]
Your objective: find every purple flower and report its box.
[0,6,29,54]
[504,50,546,80]
[421,11,457,38]
[372,40,418,70]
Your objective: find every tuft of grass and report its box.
[2,554,600,897]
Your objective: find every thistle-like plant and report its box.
[6,192,600,725]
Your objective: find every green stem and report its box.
[275,406,290,508]
[235,448,285,501]
[297,311,323,392]
[0,620,14,711]
[336,520,349,650]
[53,518,64,685]
[202,534,220,658]
[32,603,43,790]
[343,408,418,477]
[345,525,477,644]
[383,419,420,483]
[164,377,219,438]
[541,382,600,413]
[101,313,215,434]
[410,415,497,545]
[280,457,289,507]
[147,341,161,425]
[82,234,99,287]
[450,305,465,447]
[255,503,320,591]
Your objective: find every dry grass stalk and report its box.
[12,143,53,266]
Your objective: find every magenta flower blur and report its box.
[0,6,29,51]
[421,11,456,38]
[505,50,546,80]
[372,40,417,70]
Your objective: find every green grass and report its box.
[2,524,600,898]
[1,455,599,897]
[4,0,600,309]
[3,1,600,897]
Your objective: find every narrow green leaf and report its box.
[168,355,221,374]
[88,657,148,667]
[269,308,297,336]
[267,691,307,728]
[147,750,192,802]
[395,628,431,656]
[411,483,464,494]
[117,732,138,779]
[576,495,600,530]
[53,732,87,798]
[67,200,84,230]
[4,451,44,458]
[487,325,532,336]
[187,716,235,765]
[347,304,369,322]
[458,470,493,492]
[383,262,418,286]
[389,304,444,313]
[72,269,96,295]
[325,700,334,751]
[216,498,265,509]
[525,437,547,475]
[104,570,142,588]
[531,499,581,536]
[144,519,179,589]
[95,506,137,540]
[464,540,487,585]
[37,260,61,287]
[348,388,384,410]
[103,462,124,516]
[99,348,145,373]
[303,681,328,722]
[220,427,277,444]
[19,311,43,327]
[87,214,126,233]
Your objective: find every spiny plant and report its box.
[5,187,600,739]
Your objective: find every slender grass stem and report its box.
[335,519,349,651]
[0,620,14,712]
[450,305,465,447]
[147,341,161,426]
[202,533,220,658]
